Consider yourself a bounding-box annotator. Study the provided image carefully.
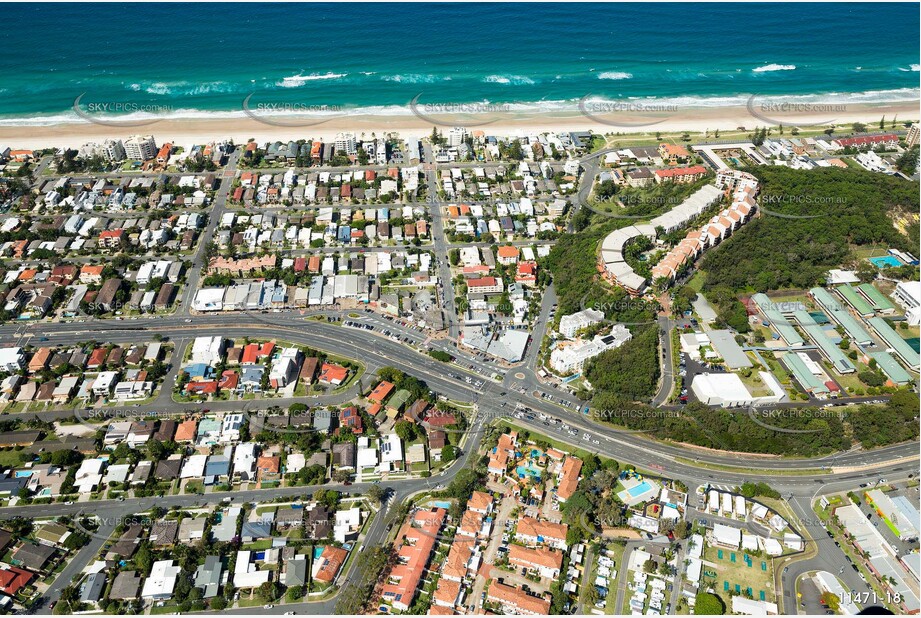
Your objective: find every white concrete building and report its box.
[558,308,605,339]
[550,325,632,374]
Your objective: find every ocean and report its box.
[0,2,918,125]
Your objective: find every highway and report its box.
[2,314,914,475]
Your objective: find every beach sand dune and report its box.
[0,101,916,150]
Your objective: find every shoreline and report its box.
[0,100,917,150]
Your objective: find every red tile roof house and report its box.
[0,566,33,596]
[318,363,348,386]
[218,370,239,391]
[186,380,218,395]
[654,165,707,184]
[424,410,458,429]
[241,342,275,364]
[174,420,197,442]
[313,546,349,584]
[338,406,363,435]
[49,265,78,286]
[79,264,106,284]
[368,380,395,404]
[28,347,53,373]
[497,245,520,265]
[515,261,537,285]
[257,456,281,483]
[86,347,108,370]
[98,229,127,250]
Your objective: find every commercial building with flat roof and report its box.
[708,329,752,369]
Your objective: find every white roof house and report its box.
[180,454,208,479]
[141,560,180,600]
[711,523,741,548]
[190,336,225,366]
[334,507,362,543]
[74,458,106,493]
[760,537,783,556]
[742,534,759,551]
[687,534,704,560]
[732,596,778,615]
[221,413,243,442]
[0,347,25,372]
[93,371,119,395]
[232,443,257,481]
[103,463,131,485]
[233,551,270,588]
[379,433,403,465]
[286,453,306,474]
[357,445,378,469]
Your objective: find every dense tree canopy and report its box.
[585,326,660,402]
[700,166,918,294]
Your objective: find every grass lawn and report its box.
[737,371,776,397]
[184,480,204,494]
[759,351,792,385]
[764,290,809,304]
[851,244,893,260]
[686,271,706,293]
[703,545,775,603]
[0,449,27,467]
[150,601,182,614]
[832,362,874,394]
[237,595,270,608]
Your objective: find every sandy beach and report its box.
[0,100,916,150]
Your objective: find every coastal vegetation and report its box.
[699,166,919,293]
[585,394,917,455]
[584,326,660,402]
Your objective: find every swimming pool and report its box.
[516,465,541,480]
[313,546,325,560]
[627,480,653,498]
[433,500,452,509]
[869,255,903,268]
[14,471,32,478]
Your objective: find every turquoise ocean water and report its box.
[0,3,917,124]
